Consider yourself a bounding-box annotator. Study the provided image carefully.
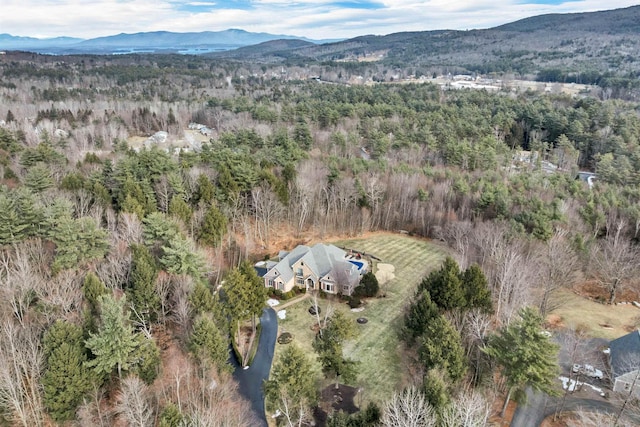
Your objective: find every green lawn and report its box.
[273,233,448,406]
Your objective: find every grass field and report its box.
[273,232,449,406]
[548,289,640,340]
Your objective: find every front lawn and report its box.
[273,232,448,406]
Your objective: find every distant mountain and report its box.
[211,5,640,77]
[0,34,83,49]
[0,30,334,55]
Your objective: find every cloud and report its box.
[0,0,638,40]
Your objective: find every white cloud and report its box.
[0,0,638,40]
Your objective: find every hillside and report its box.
[214,6,640,78]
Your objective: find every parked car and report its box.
[572,364,604,379]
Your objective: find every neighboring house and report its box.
[254,243,367,296]
[609,330,640,397]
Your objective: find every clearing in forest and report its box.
[274,232,448,406]
[548,288,640,340]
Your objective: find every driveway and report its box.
[231,307,278,427]
[510,388,616,427]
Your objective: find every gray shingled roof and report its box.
[302,243,346,278]
[262,243,355,287]
[610,330,640,379]
[271,245,310,284]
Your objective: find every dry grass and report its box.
[273,232,448,406]
[547,288,640,340]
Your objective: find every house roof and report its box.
[259,243,360,287]
[269,245,310,284]
[610,330,640,379]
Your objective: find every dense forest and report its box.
[1,50,640,426]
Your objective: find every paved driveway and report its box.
[510,388,616,427]
[231,307,278,427]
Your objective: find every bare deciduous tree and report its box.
[252,183,284,248]
[439,389,491,427]
[116,375,154,427]
[0,321,44,427]
[535,230,580,316]
[381,386,437,427]
[590,229,638,304]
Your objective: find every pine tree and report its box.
[168,195,192,226]
[404,291,439,342]
[189,314,232,374]
[420,257,465,311]
[418,316,466,382]
[83,272,108,315]
[264,344,317,423]
[484,307,560,417]
[194,173,215,206]
[160,236,205,277]
[50,216,109,272]
[198,203,228,247]
[42,321,93,423]
[313,311,358,388]
[238,260,268,332]
[128,244,160,323]
[461,264,493,312]
[85,294,140,379]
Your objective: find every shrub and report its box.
[348,296,362,309]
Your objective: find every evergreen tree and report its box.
[418,316,466,382]
[85,294,140,379]
[23,163,54,193]
[189,314,232,374]
[128,244,160,323]
[461,264,493,312]
[484,307,560,417]
[82,272,108,334]
[198,203,228,247]
[189,281,216,314]
[131,334,161,384]
[355,271,379,298]
[160,236,205,278]
[238,259,268,331]
[264,344,317,425]
[419,257,465,311]
[42,321,93,423]
[421,369,450,411]
[49,216,109,272]
[194,173,215,206]
[404,291,439,342]
[168,194,192,226]
[313,311,358,388]
[159,403,184,427]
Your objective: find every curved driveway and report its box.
[232,307,278,427]
[510,389,616,427]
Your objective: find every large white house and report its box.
[254,243,367,296]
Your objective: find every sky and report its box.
[1,0,639,41]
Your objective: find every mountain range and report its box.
[213,5,640,78]
[1,5,639,78]
[0,29,337,55]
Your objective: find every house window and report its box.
[342,285,350,293]
[625,382,631,391]
[296,277,305,286]
[325,283,334,293]
[296,268,303,277]
[278,282,284,291]
[268,279,275,287]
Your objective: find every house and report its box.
[608,330,640,397]
[255,243,367,296]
